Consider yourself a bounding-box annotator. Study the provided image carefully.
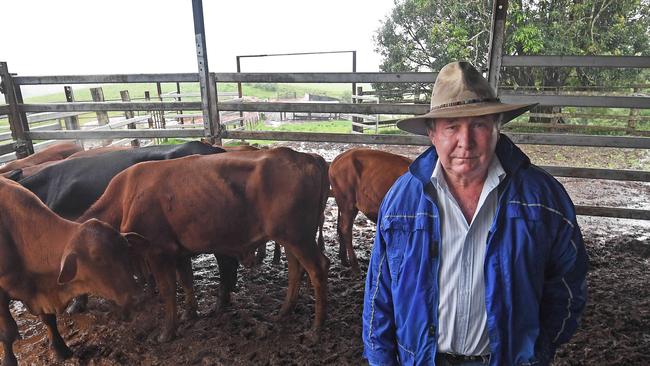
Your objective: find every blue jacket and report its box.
[362,135,588,366]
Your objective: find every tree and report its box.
[373,0,650,111]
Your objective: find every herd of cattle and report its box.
[0,141,412,365]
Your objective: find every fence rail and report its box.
[3,66,649,221]
[575,206,650,220]
[14,72,439,85]
[23,124,650,149]
[501,94,649,109]
[502,55,650,68]
[0,143,14,155]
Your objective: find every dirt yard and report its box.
[4,141,649,365]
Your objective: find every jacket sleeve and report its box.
[536,213,588,364]
[362,215,399,366]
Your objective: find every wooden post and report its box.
[145,91,154,129]
[208,72,222,145]
[176,82,184,125]
[628,87,640,134]
[352,50,357,104]
[192,0,221,145]
[236,55,244,128]
[352,86,364,133]
[156,82,166,130]
[486,0,508,92]
[64,86,83,148]
[0,62,33,158]
[90,87,111,146]
[120,90,140,147]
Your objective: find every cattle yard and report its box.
[1,0,650,365]
[2,141,648,365]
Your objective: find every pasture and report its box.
[2,141,648,365]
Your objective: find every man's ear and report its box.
[426,127,435,144]
[58,252,78,285]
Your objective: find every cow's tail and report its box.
[317,157,330,253]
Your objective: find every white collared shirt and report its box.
[432,156,506,356]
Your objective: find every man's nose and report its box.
[457,125,474,148]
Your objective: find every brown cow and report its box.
[0,178,142,366]
[0,146,133,181]
[78,147,330,342]
[0,142,82,174]
[329,148,412,273]
[217,144,285,265]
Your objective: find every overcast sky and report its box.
[1,0,396,77]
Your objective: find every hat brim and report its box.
[396,102,538,136]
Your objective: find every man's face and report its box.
[427,114,499,181]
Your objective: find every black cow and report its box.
[17,141,239,315]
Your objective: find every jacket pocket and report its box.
[380,213,432,282]
[504,202,549,280]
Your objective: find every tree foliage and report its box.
[373,0,650,102]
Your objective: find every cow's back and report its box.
[330,148,411,222]
[0,142,82,173]
[19,141,225,220]
[93,147,326,256]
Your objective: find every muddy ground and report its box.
[4,141,650,365]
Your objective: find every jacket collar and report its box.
[408,134,530,187]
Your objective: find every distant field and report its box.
[0,82,362,131]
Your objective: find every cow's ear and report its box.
[123,232,149,253]
[3,169,23,181]
[58,252,78,284]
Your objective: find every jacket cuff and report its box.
[364,349,398,366]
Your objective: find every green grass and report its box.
[0,82,357,133]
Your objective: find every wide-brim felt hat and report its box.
[397,61,538,136]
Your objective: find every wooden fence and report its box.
[1,57,649,220]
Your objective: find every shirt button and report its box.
[428,325,436,337]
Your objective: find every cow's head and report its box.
[59,219,148,308]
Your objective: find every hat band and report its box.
[431,97,500,111]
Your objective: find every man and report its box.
[362,61,588,366]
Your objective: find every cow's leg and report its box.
[39,314,72,360]
[286,242,330,332]
[214,255,238,313]
[149,254,178,343]
[255,242,267,265]
[65,294,88,314]
[278,250,303,318]
[338,206,359,272]
[0,291,19,366]
[272,242,282,264]
[176,256,198,321]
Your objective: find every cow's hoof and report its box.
[65,298,87,315]
[157,330,174,343]
[271,308,291,322]
[52,344,73,361]
[339,256,350,267]
[301,329,321,346]
[119,308,132,322]
[181,309,198,322]
[2,353,18,366]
